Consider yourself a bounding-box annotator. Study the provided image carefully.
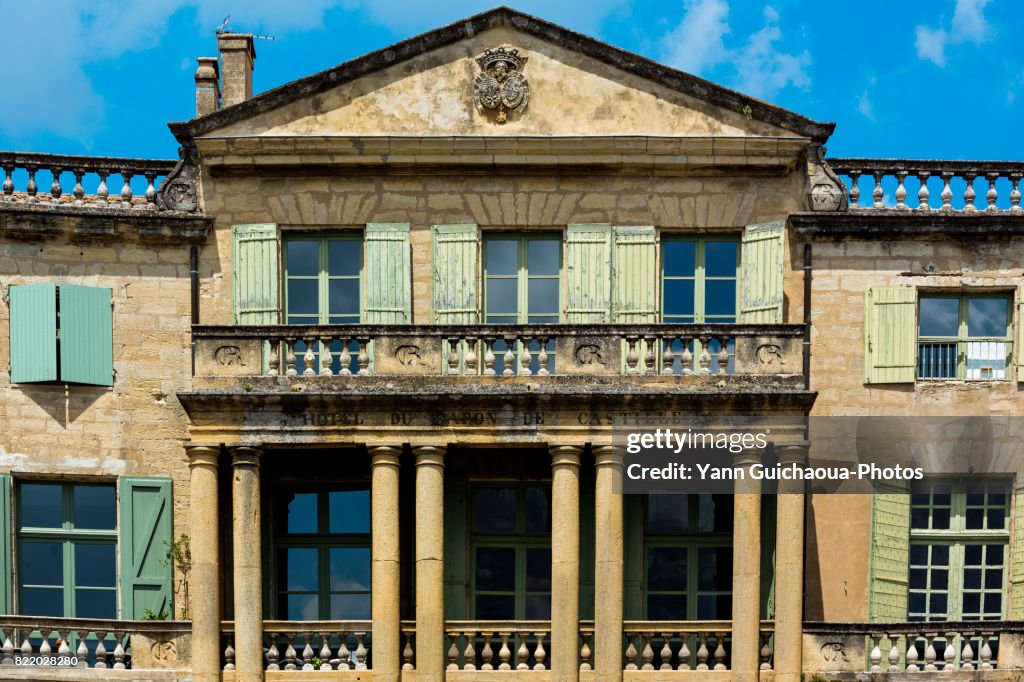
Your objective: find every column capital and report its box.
[550,444,584,468]
[774,441,810,466]
[593,445,625,468]
[186,445,221,468]
[369,445,403,467]
[733,447,764,468]
[412,445,446,467]
[229,445,262,468]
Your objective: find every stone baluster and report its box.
[1009,173,1023,213]
[20,637,32,662]
[94,636,108,669]
[537,336,550,376]
[405,629,417,671]
[145,172,158,206]
[318,634,332,670]
[301,635,315,670]
[916,171,931,210]
[356,339,370,375]
[354,633,368,670]
[963,172,978,212]
[481,632,494,670]
[679,637,690,670]
[868,634,882,672]
[25,165,38,201]
[985,173,1000,212]
[498,633,512,670]
[266,634,280,670]
[72,169,86,204]
[503,335,516,375]
[625,336,640,375]
[464,336,479,375]
[283,634,297,670]
[660,633,673,670]
[661,337,676,375]
[924,632,938,671]
[119,170,134,207]
[447,632,459,670]
[320,337,333,375]
[446,337,461,375]
[39,634,51,657]
[222,640,235,670]
[50,168,63,199]
[713,632,727,670]
[698,336,712,375]
[1,165,13,196]
[463,631,476,670]
[518,337,533,376]
[96,169,109,201]
[643,335,657,375]
[894,170,908,209]
[75,635,88,668]
[112,633,126,669]
[337,635,350,670]
[717,336,731,375]
[760,633,773,670]
[887,634,901,672]
[848,170,861,207]
[961,633,975,670]
[871,171,884,209]
[906,637,920,672]
[533,631,547,670]
[940,172,954,211]
[942,632,956,669]
[979,633,993,670]
[579,633,592,671]
[303,339,316,376]
[517,633,530,670]
[57,634,70,659]
[695,633,709,670]
[641,633,655,670]
[339,340,352,376]
[681,339,694,375]
[624,635,638,670]
[285,338,298,376]
[482,337,497,375]
[267,339,280,376]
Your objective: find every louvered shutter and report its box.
[1017,286,1024,381]
[364,223,412,323]
[9,283,57,383]
[431,224,480,323]
[868,482,911,621]
[0,473,9,614]
[1010,472,1024,618]
[231,224,279,325]
[611,226,657,323]
[59,284,113,386]
[565,224,612,322]
[864,286,917,384]
[740,221,785,323]
[119,477,173,619]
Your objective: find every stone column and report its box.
[774,443,809,682]
[371,446,403,682]
[187,445,221,682]
[414,446,446,682]
[732,449,763,682]
[230,445,264,682]
[592,446,624,682]
[550,445,582,682]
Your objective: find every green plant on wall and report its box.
[160,533,193,620]
[143,608,169,621]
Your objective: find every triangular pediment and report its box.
[173,8,832,142]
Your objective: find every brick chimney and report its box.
[217,33,256,107]
[194,57,220,117]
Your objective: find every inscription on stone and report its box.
[756,343,784,366]
[152,641,177,662]
[574,343,606,365]
[820,642,848,663]
[215,345,246,366]
[395,344,424,366]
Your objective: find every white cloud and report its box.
[857,92,875,121]
[914,0,993,66]
[659,2,811,99]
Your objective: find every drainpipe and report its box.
[803,243,812,391]
[190,245,199,375]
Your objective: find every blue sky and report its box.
[1,0,1021,161]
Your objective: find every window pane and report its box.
[967,298,1008,337]
[697,594,731,619]
[74,544,116,587]
[485,279,518,315]
[527,279,559,317]
[485,240,518,276]
[287,279,319,317]
[525,595,551,620]
[286,241,319,277]
[75,589,116,619]
[705,280,737,319]
[286,493,318,534]
[647,594,686,620]
[20,483,62,529]
[327,239,361,278]
[331,593,371,620]
[73,486,115,530]
[705,241,738,278]
[919,298,959,337]
[285,593,318,620]
[527,240,560,276]
[647,547,686,591]
[329,547,371,591]
[663,279,695,320]
[329,490,370,534]
[475,547,515,591]
[474,488,516,533]
[525,487,551,533]
[328,279,360,318]
[526,547,551,591]
[21,587,63,617]
[21,541,62,586]
[647,495,688,533]
[476,594,515,620]
[281,548,318,591]
[663,241,696,278]
[698,494,732,533]
[697,547,732,591]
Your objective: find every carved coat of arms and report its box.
[474,47,529,124]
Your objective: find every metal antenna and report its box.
[215,15,231,34]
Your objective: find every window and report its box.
[274,486,371,620]
[471,485,551,620]
[9,284,113,386]
[643,493,732,620]
[661,237,738,373]
[918,294,1011,380]
[483,234,561,373]
[908,480,1009,621]
[17,482,117,618]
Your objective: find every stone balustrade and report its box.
[222,621,371,671]
[0,152,181,211]
[623,621,742,671]
[828,159,1024,213]
[444,621,551,671]
[192,323,806,382]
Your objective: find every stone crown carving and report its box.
[473,46,530,124]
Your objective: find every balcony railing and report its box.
[828,159,1024,213]
[221,620,371,671]
[0,152,180,211]
[192,323,806,382]
[445,621,551,671]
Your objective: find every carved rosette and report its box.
[473,47,530,124]
[807,144,849,212]
[156,144,200,212]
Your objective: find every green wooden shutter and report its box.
[740,221,785,323]
[864,286,917,384]
[119,477,173,620]
[1017,286,1024,381]
[566,224,612,322]
[611,226,657,323]
[432,224,479,323]
[9,283,57,383]
[444,479,468,619]
[0,473,10,614]
[231,224,279,325]
[868,482,911,622]
[59,284,113,386]
[1010,472,1024,618]
[364,223,412,323]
